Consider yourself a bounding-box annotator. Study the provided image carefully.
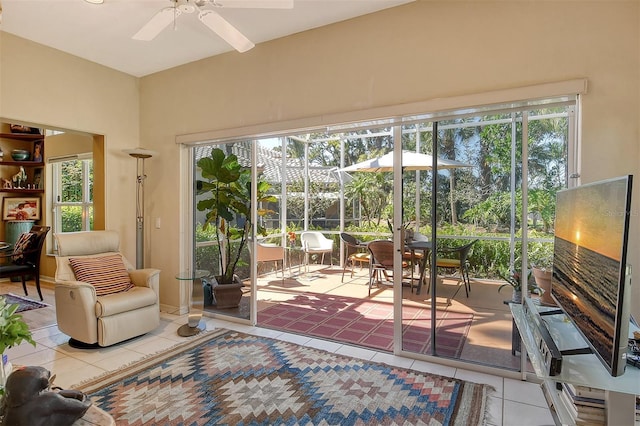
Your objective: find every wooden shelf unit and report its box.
[0,128,45,193]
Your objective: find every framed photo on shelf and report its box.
[2,197,40,221]
[32,140,43,163]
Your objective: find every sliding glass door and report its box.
[187,96,576,373]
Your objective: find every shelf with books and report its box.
[511,303,639,425]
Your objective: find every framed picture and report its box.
[32,140,44,163]
[2,197,40,221]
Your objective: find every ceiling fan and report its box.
[132,0,293,53]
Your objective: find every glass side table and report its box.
[285,246,303,278]
[175,269,210,337]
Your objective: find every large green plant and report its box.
[196,148,276,284]
[0,297,34,356]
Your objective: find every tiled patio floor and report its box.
[254,263,527,371]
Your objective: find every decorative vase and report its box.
[211,275,244,309]
[533,267,554,305]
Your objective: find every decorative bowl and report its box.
[11,149,30,161]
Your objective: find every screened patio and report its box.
[192,96,574,374]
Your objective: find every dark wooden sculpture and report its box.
[0,366,91,426]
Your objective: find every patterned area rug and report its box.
[258,293,473,357]
[0,293,49,312]
[76,330,492,425]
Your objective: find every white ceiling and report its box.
[0,0,413,77]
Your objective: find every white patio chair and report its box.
[300,231,334,270]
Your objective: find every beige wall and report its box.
[0,32,141,277]
[139,1,640,314]
[0,1,638,318]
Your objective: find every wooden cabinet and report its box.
[0,130,45,195]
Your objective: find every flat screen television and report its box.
[551,175,633,377]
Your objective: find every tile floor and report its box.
[6,311,557,425]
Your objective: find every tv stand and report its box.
[511,301,639,425]
[559,347,592,356]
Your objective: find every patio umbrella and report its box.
[339,151,472,173]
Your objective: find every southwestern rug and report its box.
[0,293,49,313]
[258,293,474,358]
[75,329,492,425]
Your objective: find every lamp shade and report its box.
[123,148,158,159]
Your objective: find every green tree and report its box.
[344,172,391,226]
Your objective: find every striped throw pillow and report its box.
[69,254,134,296]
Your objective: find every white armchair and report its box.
[300,231,334,269]
[54,230,160,348]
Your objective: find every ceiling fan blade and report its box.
[212,0,294,9]
[132,7,181,41]
[198,9,254,52]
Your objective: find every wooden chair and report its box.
[435,239,478,297]
[366,240,409,296]
[0,225,50,301]
[340,232,370,282]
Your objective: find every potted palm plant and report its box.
[196,148,276,308]
[529,241,555,305]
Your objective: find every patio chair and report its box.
[256,242,285,280]
[366,240,410,296]
[340,232,370,282]
[300,231,334,270]
[434,239,478,297]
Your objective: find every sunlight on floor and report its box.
[255,263,525,371]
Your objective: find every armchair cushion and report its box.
[68,254,134,296]
[11,232,35,264]
[95,287,158,317]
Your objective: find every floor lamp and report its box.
[123,148,157,269]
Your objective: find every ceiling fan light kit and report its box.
[84,0,104,4]
[132,0,293,52]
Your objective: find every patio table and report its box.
[285,246,304,278]
[405,240,432,295]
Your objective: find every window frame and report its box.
[51,157,94,240]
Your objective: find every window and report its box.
[52,157,93,236]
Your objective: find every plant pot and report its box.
[211,275,244,309]
[532,267,554,305]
